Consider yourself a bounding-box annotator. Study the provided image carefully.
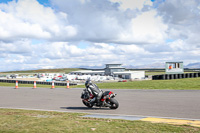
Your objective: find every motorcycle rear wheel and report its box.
[82,100,93,108]
[109,98,119,109]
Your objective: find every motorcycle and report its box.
[81,89,119,109]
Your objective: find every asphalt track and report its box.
[0,87,200,120]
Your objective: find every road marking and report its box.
[82,114,146,121]
[141,117,200,127]
[1,107,200,127]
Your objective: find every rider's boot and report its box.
[96,99,101,106]
[103,101,111,107]
[89,97,96,105]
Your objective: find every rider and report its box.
[85,79,103,106]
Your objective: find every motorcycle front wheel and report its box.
[82,100,93,108]
[109,98,119,109]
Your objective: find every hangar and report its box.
[113,71,145,80]
[70,64,145,80]
[104,64,125,76]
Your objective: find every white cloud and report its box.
[1,0,200,71]
[0,0,77,41]
[169,40,189,51]
[156,0,200,45]
[0,39,32,54]
[117,10,168,44]
[110,0,152,10]
[51,0,168,44]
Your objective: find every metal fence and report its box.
[0,79,77,86]
[152,72,200,80]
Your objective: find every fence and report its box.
[0,79,77,86]
[152,72,200,80]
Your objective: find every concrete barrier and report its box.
[152,72,200,80]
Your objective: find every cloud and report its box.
[51,0,123,42]
[156,0,200,45]
[110,0,153,10]
[51,0,167,44]
[0,38,200,72]
[1,0,200,72]
[0,0,77,41]
[116,10,168,44]
[0,39,32,54]
[0,39,149,71]
[0,0,167,45]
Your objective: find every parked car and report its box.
[46,79,52,82]
[55,77,61,81]
[60,77,67,81]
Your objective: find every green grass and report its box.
[0,109,199,133]
[75,78,200,90]
[1,77,200,89]
[0,82,63,88]
[144,70,198,76]
[145,71,166,76]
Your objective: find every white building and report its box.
[113,71,145,80]
[70,64,145,80]
[37,73,65,79]
[105,64,125,76]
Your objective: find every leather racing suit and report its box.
[85,80,103,105]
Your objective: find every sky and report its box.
[0,0,200,71]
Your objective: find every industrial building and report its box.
[113,71,145,80]
[70,64,145,80]
[104,64,125,75]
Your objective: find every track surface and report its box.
[0,87,200,120]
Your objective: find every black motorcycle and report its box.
[81,89,119,109]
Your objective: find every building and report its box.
[165,61,184,74]
[113,71,145,80]
[104,64,125,76]
[70,64,145,80]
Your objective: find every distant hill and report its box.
[79,63,166,69]
[125,62,200,69]
[78,62,200,69]
[124,63,165,69]
[185,62,200,68]
[78,65,105,69]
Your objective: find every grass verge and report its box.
[0,108,199,133]
[0,82,54,88]
[1,77,200,89]
[74,78,200,90]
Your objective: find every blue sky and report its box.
[36,0,50,6]
[0,0,200,71]
[1,0,48,4]
[0,0,13,3]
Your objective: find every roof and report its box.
[106,67,125,69]
[166,61,183,63]
[105,63,122,65]
[113,71,144,74]
[70,70,104,73]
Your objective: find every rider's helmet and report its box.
[85,78,92,88]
